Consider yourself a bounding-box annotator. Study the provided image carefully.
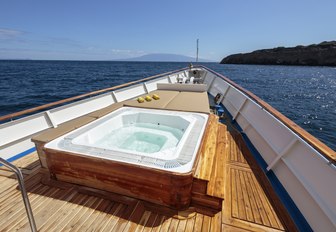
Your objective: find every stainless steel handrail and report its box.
[0,158,37,232]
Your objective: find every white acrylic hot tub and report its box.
[45,107,208,173]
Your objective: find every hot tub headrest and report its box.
[157,83,207,92]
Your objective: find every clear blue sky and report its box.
[1,0,335,61]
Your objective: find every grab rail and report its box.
[0,158,37,232]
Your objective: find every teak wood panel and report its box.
[207,123,227,198]
[193,114,219,181]
[191,115,224,211]
[222,131,297,232]
[223,166,284,231]
[44,148,194,210]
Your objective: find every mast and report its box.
[196,39,199,62]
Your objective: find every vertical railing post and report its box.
[0,158,37,232]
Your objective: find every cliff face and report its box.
[221,41,336,66]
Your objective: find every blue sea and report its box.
[0,60,335,151]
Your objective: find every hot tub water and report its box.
[94,123,183,155]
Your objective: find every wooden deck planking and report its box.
[184,213,196,231]
[210,211,222,232]
[0,183,48,220]
[141,211,157,232]
[71,198,112,232]
[63,197,106,231]
[166,217,178,231]
[38,193,87,231]
[15,188,77,232]
[194,114,218,181]
[0,116,297,231]
[176,218,187,231]
[207,124,227,198]
[151,214,165,232]
[133,210,155,232]
[2,186,58,231]
[222,131,286,232]
[158,216,172,231]
[83,201,117,231]
[227,133,248,167]
[0,180,44,217]
[0,151,39,170]
[95,203,125,231]
[201,215,211,232]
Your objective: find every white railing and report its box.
[0,157,37,232]
[203,66,336,232]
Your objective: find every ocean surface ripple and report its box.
[0,60,335,151]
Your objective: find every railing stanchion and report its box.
[0,158,37,232]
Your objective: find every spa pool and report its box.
[43,107,208,209]
[46,107,208,173]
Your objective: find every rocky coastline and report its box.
[220,41,336,66]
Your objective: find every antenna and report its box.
[196,39,199,62]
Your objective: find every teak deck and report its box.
[0,115,296,231]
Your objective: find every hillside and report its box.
[221,41,336,66]
[121,53,213,62]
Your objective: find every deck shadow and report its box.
[13,169,216,230]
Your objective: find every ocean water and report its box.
[0,60,335,151]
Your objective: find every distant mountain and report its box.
[221,41,336,66]
[120,53,213,62]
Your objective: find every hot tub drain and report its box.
[164,160,182,169]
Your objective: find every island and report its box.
[118,53,213,62]
[220,41,336,66]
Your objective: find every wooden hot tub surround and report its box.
[44,148,195,210]
[33,89,213,210]
[42,114,223,211]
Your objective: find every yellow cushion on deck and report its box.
[123,90,179,109]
